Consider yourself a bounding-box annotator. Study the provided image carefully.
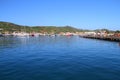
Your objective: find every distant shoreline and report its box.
[0,21,120,42]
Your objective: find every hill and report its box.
[0,21,119,34]
[0,21,82,33]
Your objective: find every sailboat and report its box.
[12,26,29,37]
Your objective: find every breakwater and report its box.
[80,35,120,42]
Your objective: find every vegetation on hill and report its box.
[0,21,120,34]
[0,21,82,34]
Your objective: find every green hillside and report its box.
[0,21,119,34]
[0,21,82,34]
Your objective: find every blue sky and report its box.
[0,0,120,30]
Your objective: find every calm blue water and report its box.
[0,36,120,80]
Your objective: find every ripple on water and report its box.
[0,36,120,80]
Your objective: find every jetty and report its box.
[80,35,120,42]
[79,32,120,42]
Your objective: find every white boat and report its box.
[12,32,29,37]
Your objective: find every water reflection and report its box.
[0,36,76,49]
[118,43,120,47]
[0,36,120,49]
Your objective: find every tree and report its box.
[115,30,120,33]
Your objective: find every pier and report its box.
[80,35,120,42]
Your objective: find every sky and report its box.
[0,0,120,30]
